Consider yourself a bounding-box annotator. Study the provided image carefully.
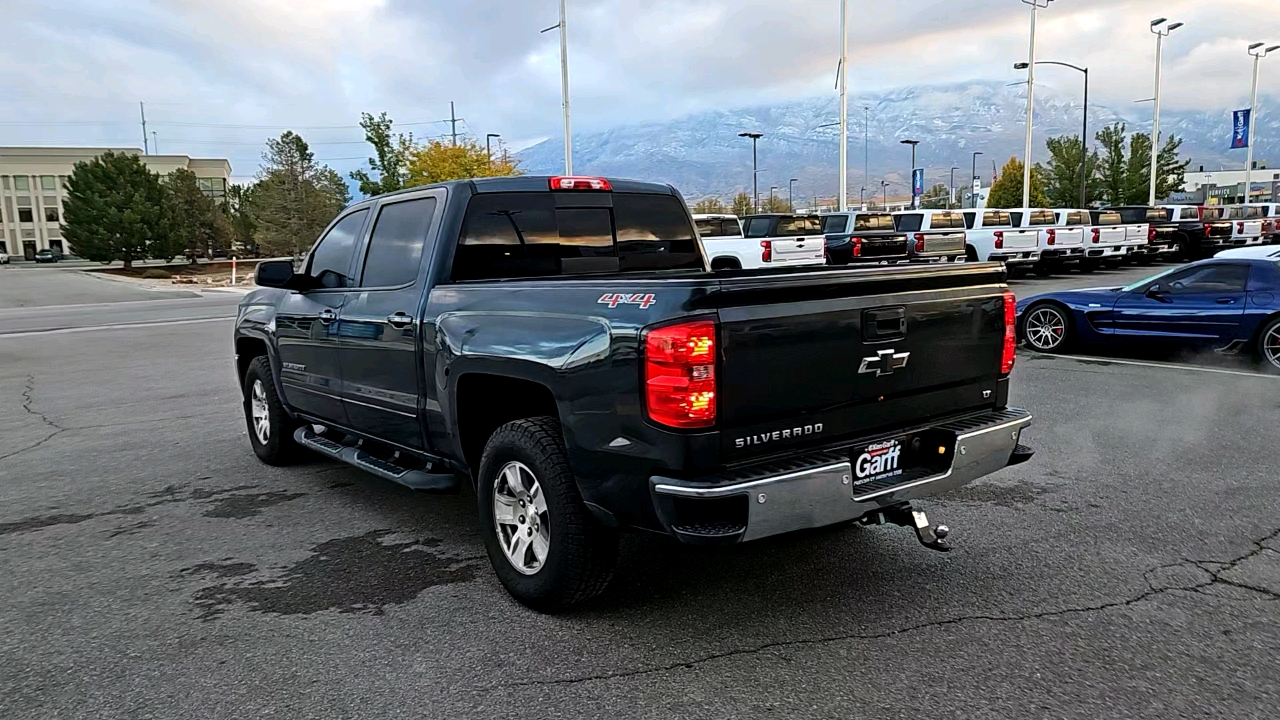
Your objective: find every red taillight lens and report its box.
[760,240,772,262]
[1148,226,1156,242]
[1001,291,1017,375]
[1092,228,1101,243]
[549,176,611,191]
[852,237,863,257]
[994,230,1004,249]
[643,320,717,429]
[1046,229,1056,245]
[1204,222,1213,233]
[1238,222,1245,234]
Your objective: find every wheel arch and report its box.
[454,372,560,483]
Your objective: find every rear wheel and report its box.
[242,356,304,465]
[965,245,979,263]
[1258,317,1280,374]
[477,417,617,612]
[1078,259,1099,274]
[1021,303,1072,353]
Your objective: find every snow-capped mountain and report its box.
[517,80,1278,202]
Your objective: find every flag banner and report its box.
[1231,109,1251,149]
[912,168,924,197]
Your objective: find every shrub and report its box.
[141,268,172,279]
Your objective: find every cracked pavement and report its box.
[2,269,1280,719]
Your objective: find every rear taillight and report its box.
[914,233,926,253]
[851,237,863,257]
[1148,226,1156,242]
[1091,228,1101,244]
[1001,291,1017,375]
[994,230,1004,249]
[1046,229,1056,245]
[1238,222,1245,234]
[643,320,717,429]
[760,240,772,262]
[1204,222,1213,233]
[549,176,611,191]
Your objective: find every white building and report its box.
[0,147,231,260]
[1180,163,1280,205]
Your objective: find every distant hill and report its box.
[517,80,1278,203]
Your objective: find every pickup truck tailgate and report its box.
[1094,227,1126,245]
[768,235,826,265]
[712,265,1007,460]
[916,231,966,256]
[1002,229,1038,250]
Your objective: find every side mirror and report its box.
[255,259,302,289]
[1145,284,1169,301]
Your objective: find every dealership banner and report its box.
[1231,109,1251,149]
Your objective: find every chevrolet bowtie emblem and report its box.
[858,349,911,376]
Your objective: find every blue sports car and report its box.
[1016,249,1280,373]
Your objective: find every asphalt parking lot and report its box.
[3,262,1279,719]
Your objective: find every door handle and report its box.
[1215,298,1236,304]
[318,309,337,324]
[386,312,413,328]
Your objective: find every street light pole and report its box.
[971,151,983,208]
[949,166,958,209]
[739,132,763,213]
[486,133,501,172]
[1016,60,1088,207]
[770,186,779,211]
[901,139,919,209]
[838,0,849,211]
[1245,44,1279,202]
[540,2,573,174]
[789,178,799,211]
[864,106,871,210]
[1148,18,1183,205]
[1021,0,1053,209]
[881,180,889,208]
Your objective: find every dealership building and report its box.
[0,147,231,260]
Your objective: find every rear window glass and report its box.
[1227,206,1246,219]
[982,211,1011,228]
[894,214,922,232]
[854,213,895,231]
[1147,208,1169,222]
[1201,207,1224,220]
[696,218,739,238]
[452,192,701,281]
[1091,211,1123,226]
[1177,207,1201,221]
[929,212,966,229]
[1064,211,1088,225]
[774,216,822,236]
[1025,210,1055,226]
[821,215,850,234]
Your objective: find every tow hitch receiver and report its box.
[861,504,952,552]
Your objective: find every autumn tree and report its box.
[693,197,727,213]
[760,194,792,213]
[349,112,414,197]
[920,183,951,209]
[986,157,1049,209]
[405,138,521,186]
[731,192,754,216]
[61,151,174,268]
[252,131,351,257]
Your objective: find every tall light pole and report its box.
[881,180,890,208]
[1018,60,1088,207]
[971,151,983,208]
[486,133,501,172]
[838,0,849,211]
[864,105,871,210]
[901,139,920,209]
[789,178,799,211]
[1245,43,1280,203]
[769,186,779,211]
[541,0,573,174]
[739,132,763,213]
[1148,18,1183,205]
[1021,0,1054,209]
[949,166,959,209]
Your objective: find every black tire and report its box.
[1034,262,1055,278]
[477,417,618,612]
[1078,258,1099,274]
[965,245,979,263]
[1008,266,1029,280]
[1257,317,1280,375]
[1136,253,1156,266]
[242,356,304,466]
[1020,302,1073,353]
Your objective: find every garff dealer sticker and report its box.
[854,439,902,486]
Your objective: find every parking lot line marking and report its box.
[0,316,233,339]
[1046,354,1279,380]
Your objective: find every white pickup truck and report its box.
[1013,208,1083,276]
[1082,210,1134,270]
[1225,205,1266,246]
[961,209,1041,271]
[741,214,828,268]
[693,214,756,270]
[1246,203,1280,242]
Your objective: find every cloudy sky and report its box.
[2,0,1278,183]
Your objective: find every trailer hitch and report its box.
[861,504,952,552]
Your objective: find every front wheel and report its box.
[242,356,304,465]
[1021,303,1073,353]
[1258,317,1280,374]
[477,417,618,612]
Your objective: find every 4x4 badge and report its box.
[858,349,910,376]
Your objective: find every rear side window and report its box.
[983,211,1011,228]
[744,218,770,238]
[894,214,922,232]
[962,212,976,230]
[775,216,822,236]
[822,215,850,234]
[359,198,437,288]
[452,192,700,281]
[306,209,369,288]
[930,212,965,229]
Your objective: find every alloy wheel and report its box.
[250,380,271,445]
[493,461,551,575]
[1264,324,1280,370]
[1025,307,1067,351]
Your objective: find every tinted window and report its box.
[894,214,922,232]
[1009,211,1023,227]
[1064,211,1088,225]
[982,211,1011,228]
[1147,208,1169,222]
[1227,206,1246,219]
[963,212,976,230]
[453,192,699,281]
[822,215,850,234]
[359,198,437,288]
[1179,207,1201,221]
[855,213,895,231]
[307,210,368,288]
[1160,264,1250,294]
[1028,210,1056,226]
[1201,207,1223,221]
[696,218,740,238]
[744,218,770,238]
[613,193,702,272]
[1245,206,1265,218]
[1091,211,1123,226]
[775,216,822,236]
[930,212,966,229]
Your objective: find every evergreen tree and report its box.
[693,197,728,213]
[165,168,229,262]
[252,132,351,257]
[349,112,413,197]
[1095,123,1129,206]
[61,150,173,268]
[986,157,1049,209]
[1038,135,1100,208]
[226,183,259,256]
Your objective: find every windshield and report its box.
[1122,266,1184,292]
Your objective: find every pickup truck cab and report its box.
[693,213,755,270]
[1225,205,1267,246]
[1161,204,1233,258]
[1105,206,1177,264]
[742,214,828,267]
[961,209,1041,270]
[234,175,1033,612]
[891,210,968,263]
[1012,208,1080,276]
[820,211,909,265]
